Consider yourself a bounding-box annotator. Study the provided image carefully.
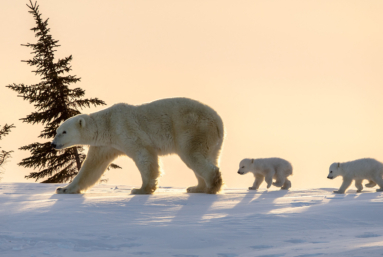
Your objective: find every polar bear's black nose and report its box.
[51,143,57,149]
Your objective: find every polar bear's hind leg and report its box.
[205,137,224,194]
[281,178,291,190]
[187,174,207,193]
[178,110,224,194]
[355,179,363,193]
[272,168,286,188]
[365,180,377,187]
[182,152,222,194]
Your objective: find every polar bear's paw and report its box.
[376,188,383,192]
[333,190,345,194]
[281,180,291,190]
[56,187,80,194]
[56,187,67,194]
[186,186,205,193]
[248,187,258,190]
[131,188,153,194]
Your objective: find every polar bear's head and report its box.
[237,158,253,175]
[327,162,341,179]
[51,114,92,150]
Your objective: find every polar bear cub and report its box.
[327,158,383,194]
[237,158,293,190]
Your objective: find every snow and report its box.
[1,183,383,257]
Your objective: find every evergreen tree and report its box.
[7,0,120,183]
[0,124,15,170]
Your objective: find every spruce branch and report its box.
[0,124,15,169]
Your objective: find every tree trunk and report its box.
[73,147,82,171]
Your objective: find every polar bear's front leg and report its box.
[264,169,275,189]
[131,148,160,194]
[249,174,264,190]
[333,178,352,194]
[56,146,121,194]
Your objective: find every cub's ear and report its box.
[337,162,340,168]
[78,117,86,128]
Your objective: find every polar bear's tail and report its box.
[207,167,223,194]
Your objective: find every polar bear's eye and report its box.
[330,171,332,173]
[242,166,245,168]
[63,131,67,134]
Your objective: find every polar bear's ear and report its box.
[78,117,86,128]
[337,162,340,168]
[251,159,254,163]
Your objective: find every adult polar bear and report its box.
[51,97,224,194]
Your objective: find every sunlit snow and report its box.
[1,183,383,257]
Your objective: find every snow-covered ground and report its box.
[1,183,383,257]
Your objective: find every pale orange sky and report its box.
[1,1,383,190]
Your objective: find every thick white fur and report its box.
[237,158,293,190]
[52,97,224,195]
[327,158,383,194]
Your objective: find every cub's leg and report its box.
[249,174,264,190]
[131,147,161,194]
[265,168,276,189]
[365,180,377,187]
[56,146,121,194]
[373,175,383,192]
[333,178,352,194]
[354,179,363,193]
[272,168,286,188]
[281,178,292,190]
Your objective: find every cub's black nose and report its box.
[51,143,56,148]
